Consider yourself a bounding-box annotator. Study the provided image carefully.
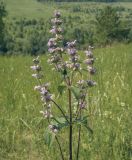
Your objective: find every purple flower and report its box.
[32,74,43,79]
[87,66,96,75]
[84,58,94,65]
[87,80,96,87]
[47,38,56,47]
[79,101,86,109]
[70,56,78,63]
[85,50,93,58]
[77,80,85,85]
[41,94,52,103]
[40,88,48,96]
[50,26,62,34]
[73,63,80,70]
[49,124,58,133]
[54,10,61,18]
[30,65,41,71]
[40,110,53,118]
[67,48,77,56]
[48,48,55,53]
[51,18,62,25]
[67,40,76,48]
[34,85,41,91]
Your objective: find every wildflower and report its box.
[55,34,63,41]
[54,47,64,53]
[51,18,62,25]
[79,101,86,109]
[32,74,43,79]
[33,56,39,64]
[40,110,53,118]
[48,48,56,54]
[30,65,41,71]
[67,40,76,48]
[67,48,77,56]
[72,63,80,71]
[50,26,63,34]
[87,80,96,87]
[41,94,52,103]
[49,124,58,134]
[84,58,94,65]
[87,66,96,75]
[42,83,50,89]
[70,56,78,63]
[85,50,93,58]
[47,38,57,47]
[40,88,48,96]
[54,10,61,18]
[48,55,61,64]
[77,80,85,85]
[34,85,41,91]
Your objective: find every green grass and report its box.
[4,0,132,20]
[4,0,55,19]
[0,43,132,160]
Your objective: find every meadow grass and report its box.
[4,0,132,20]
[0,43,132,160]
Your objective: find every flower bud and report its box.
[54,10,61,18]
[32,74,43,79]
[34,85,41,91]
[51,18,62,25]
[87,80,96,87]
[85,50,93,58]
[67,48,77,56]
[87,66,96,75]
[67,40,76,48]
[84,58,94,65]
[33,56,39,64]
[30,65,41,71]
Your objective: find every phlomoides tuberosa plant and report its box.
[31,11,96,160]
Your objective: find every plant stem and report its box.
[76,125,81,160]
[51,99,69,124]
[55,136,65,160]
[76,102,82,160]
[68,78,72,160]
[76,109,82,160]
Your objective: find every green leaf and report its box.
[70,86,81,100]
[74,116,93,134]
[62,69,67,76]
[44,128,55,147]
[51,117,69,131]
[57,84,66,95]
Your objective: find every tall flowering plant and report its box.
[31,11,96,160]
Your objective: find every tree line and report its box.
[37,0,132,2]
[0,2,132,55]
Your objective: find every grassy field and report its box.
[4,0,132,19]
[0,43,132,160]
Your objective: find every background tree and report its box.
[0,1,7,53]
[95,6,121,45]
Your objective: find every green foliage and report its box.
[1,1,132,55]
[70,86,81,100]
[0,1,7,53]
[44,128,55,147]
[95,6,121,44]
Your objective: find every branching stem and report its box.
[51,99,69,124]
[55,136,65,160]
[68,78,72,160]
